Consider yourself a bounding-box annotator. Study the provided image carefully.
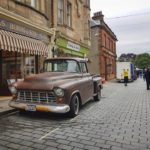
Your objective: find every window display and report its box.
[1,51,35,82]
[24,56,35,76]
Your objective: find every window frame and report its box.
[31,0,36,8]
[86,0,90,8]
[79,62,88,73]
[66,1,72,27]
[58,0,64,25]
[104,34,106,47]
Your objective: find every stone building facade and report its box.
[51,0,91,58]
[0,0,54,95]
[0,0,91,95]
[88,11,117,80]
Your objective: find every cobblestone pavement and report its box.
[0,78,150,150]
[0,98,14,114]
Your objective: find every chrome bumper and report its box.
[9,101,70,113]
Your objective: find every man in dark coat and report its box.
[144,68,150,90]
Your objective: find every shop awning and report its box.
[0,30,50,56]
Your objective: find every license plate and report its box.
[26,105,36,111]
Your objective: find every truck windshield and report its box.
[44,59,80,73]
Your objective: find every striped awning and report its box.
[0,30,49,56]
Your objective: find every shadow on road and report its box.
[17,99,99,121]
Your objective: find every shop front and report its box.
[0,19,51,96]
[54,38,89,58]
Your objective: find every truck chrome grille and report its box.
[16,90,56,104]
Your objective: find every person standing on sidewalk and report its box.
[144,68,150,90]
[123,69,129,86]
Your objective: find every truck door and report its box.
[79,62,93,102]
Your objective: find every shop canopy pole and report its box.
[15,51,17,82]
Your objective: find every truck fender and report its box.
[69,90,82,106]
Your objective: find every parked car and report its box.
[9,57,102,117]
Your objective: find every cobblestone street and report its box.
[0,78,150,150]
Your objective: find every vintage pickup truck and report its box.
[9,57,102,117]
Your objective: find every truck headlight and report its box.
[9,87,17,95]
[53,88,64,97]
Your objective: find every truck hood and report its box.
[15,72,82,90]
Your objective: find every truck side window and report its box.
[80,62,87,73]
[67,61,80,73]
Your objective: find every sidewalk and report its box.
[0,96,16,116]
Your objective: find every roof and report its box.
[90,19,118,41]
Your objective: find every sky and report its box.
[90,0,150,57]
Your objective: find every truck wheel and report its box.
[94,86,101,101]
[19,110,26,115]
[69,94,80,117]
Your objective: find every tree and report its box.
[134,53,150,69]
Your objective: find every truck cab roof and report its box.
[45,57,87,63]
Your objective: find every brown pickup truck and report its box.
[9,57,102,117]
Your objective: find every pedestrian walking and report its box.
[123,69,129,86]
[144,68,150,90]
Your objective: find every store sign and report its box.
[67,41,80,51]
[0,19,49,42]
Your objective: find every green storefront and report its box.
[55,38,89,58]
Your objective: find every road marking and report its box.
[69,115,80,122]
[87,105,95,111]
[38,128,59,140]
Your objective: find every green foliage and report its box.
[134,53,150,69]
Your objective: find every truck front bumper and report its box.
[9,101,70,113]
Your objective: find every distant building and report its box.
[88,11,117,80]
[51,0,91,58]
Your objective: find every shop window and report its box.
[24,55,35,76]
[58,0,64,24]
[2,51,22,81]
[1,52,36,80]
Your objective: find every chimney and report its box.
[92,11,104,22]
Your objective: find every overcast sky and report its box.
[90,0,150,57]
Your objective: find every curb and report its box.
[0,108,18,118]
[0,97,12,101]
